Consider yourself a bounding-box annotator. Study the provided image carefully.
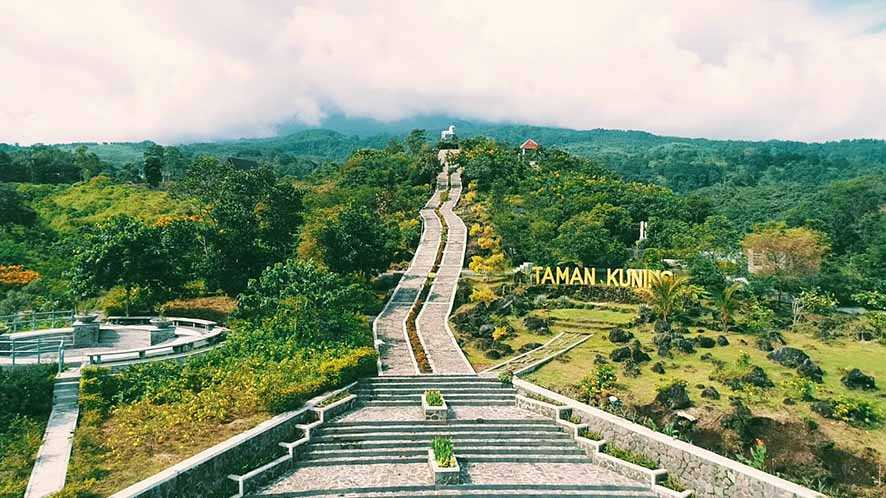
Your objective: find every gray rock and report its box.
[768,347,811,368]
[651,362,666,374]
[608,327,634,343]
[741,366,774,388]
[717,335,729,346]
[655,382,691,410]
[610,346,632,362]
[701,386,720,400]
[842,368,877,390]
[696,336,716,348]
[798,358,824,383]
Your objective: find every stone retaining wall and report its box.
[109,384,355,498]
[514,378,823,498]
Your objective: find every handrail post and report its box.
[58,342,64,373]
[37,337,42,364]
[10,340,14,367]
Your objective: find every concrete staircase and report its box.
[304,418,586,466]
[357,375,516,407]
[257,483,656,497]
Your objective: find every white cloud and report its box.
[1,0,885,144]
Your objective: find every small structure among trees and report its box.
[520,138,540,156]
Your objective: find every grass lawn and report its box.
[524,316,886,458]
[457,315,556,371]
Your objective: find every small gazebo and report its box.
[519,138,540,155]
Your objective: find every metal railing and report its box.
[0,337,67,371]
[1,310,74,333]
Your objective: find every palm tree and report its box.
[645,274,696,324]
[714,283,743,334]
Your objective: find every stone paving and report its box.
[462,462,649,487]
[258,462,432,494]
[373,173,446,376]
[416,169,474,374]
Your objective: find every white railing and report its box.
[0,337,67,371]
[1,310,74,333]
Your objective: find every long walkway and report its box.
[416,169,474,374]
[24,370,80,498]
[373,170,448,375]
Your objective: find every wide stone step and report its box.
[359,380,504,388]
[356,388,516,395]
[308,438,575,450]
[312,431,570,443]
[296,453,591,467]
[303,446,584,459]
[249,483,655,498]
[316,423,562,435]
[361,399,514,407]
[357,393,515,401]
[323,418,552,428]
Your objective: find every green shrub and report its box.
[497,369,513,385]
[0,415,46,497]
[736,439,768,471]
[431,436,455,467]
[425,389,444,406]
[158,295,237,324]
[78,366,118,417]
[0,363,56,424]
[602,443,659,469]
[578,364,617,402]
[831,397,881,427]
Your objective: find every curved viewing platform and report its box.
[0,315,227,370]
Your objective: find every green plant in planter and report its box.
[568,413,582,424]
[603,443,659,470]
[425,389,444,406]
[497,369,514,385]
[578,427,603,440]
[432,436,455,467]
[661,474,686,492]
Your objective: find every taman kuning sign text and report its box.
[531,266,673,288]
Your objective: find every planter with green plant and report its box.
[428,436,460,485]
[595,442,667,487]
[422,389,448,421]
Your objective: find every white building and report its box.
[441,125,456,141]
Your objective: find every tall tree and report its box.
[714,283,743,334]
[175,156,304,294]
[143,143,164,188]
[742,223,829,293]
[70,216,180,315]
[318,203,398,278]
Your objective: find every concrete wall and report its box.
[513,378,823,498]
[108,407,312,498]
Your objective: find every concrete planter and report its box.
[422,392,448,421]
[150,317,173,329]
[427,449,460,485]
[74,314,98,324]
[594,451,667,487]
[574,435,606,458]
[653,484,694,498]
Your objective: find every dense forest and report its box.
[1,121,884,496]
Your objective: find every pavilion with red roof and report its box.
[520,138,539,155]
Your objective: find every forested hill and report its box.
[2,116,885,189]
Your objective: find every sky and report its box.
[1,0,886,145]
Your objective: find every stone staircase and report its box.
[356,375,516,407]
[304,418,585,467]
[250,376,657,498]
[256,483,656,497]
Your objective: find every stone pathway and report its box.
[373,169,447,375]
[24,370,80,498]
[416,169,474,374]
